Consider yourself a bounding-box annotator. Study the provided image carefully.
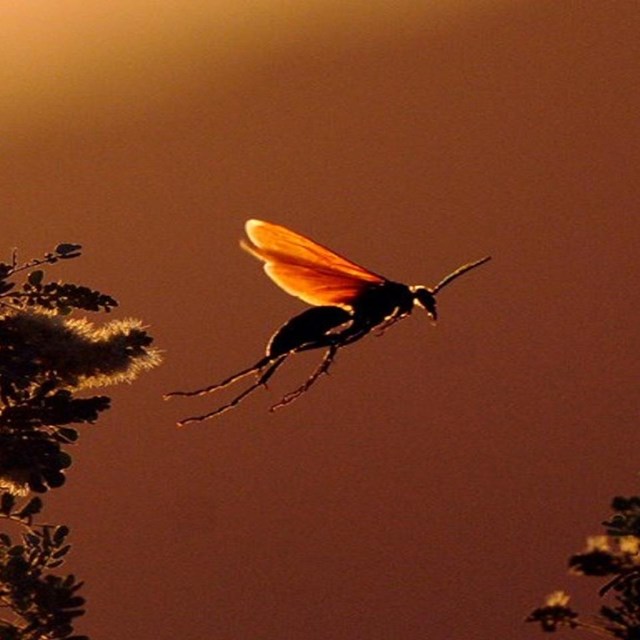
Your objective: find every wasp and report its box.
[166,220,490,424]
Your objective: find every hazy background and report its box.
[2,1,640,638]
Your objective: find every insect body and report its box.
[167,220,490,424]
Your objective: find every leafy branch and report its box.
[0,243,161,639]
[0,244,116,315]
[0,495,85,640]
[527,495,640,638]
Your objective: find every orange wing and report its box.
[241,219,386,307]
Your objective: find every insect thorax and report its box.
[351,281,415,327]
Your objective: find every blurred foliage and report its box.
[0,495,85,640]
[527,495,640,638]
[0,244,161,639]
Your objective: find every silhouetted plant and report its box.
[0,244,161,639]
[527,495,640,638]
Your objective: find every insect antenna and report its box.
[175,355,288,426]
[432,256,491,294]
[270,344,339,412]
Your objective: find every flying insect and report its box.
[166,219,490,425]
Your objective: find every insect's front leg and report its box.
[373,309,408,336]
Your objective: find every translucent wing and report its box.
[242,219,386,307]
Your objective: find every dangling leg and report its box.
[164,355,273,399]
[268,317,382,412]
[270,344,339,412]
[167,307,358,423]
[176,354,288,425]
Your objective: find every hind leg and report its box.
[176,354,288,425]
[270,344,339,412]
[165,354,274,399]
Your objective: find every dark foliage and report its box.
[527,494,640,638]
[0,496,86,640]
[0,244,115,315]
[0,244,160,639]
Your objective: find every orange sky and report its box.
[2,2,640,638]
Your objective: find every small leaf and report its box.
[51,543,71,559]
[66,596,86,609]
[55,243,82,259]
[63,574,79,587]
[56,428,79,443]
[27,270,44,286]
[15,496,43,520]
[53,525,70,545]
[43,469,66,488]
[611,496,630,510]
[0,492,16,515]
[57,452,73,469]
[24,533,41,546]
